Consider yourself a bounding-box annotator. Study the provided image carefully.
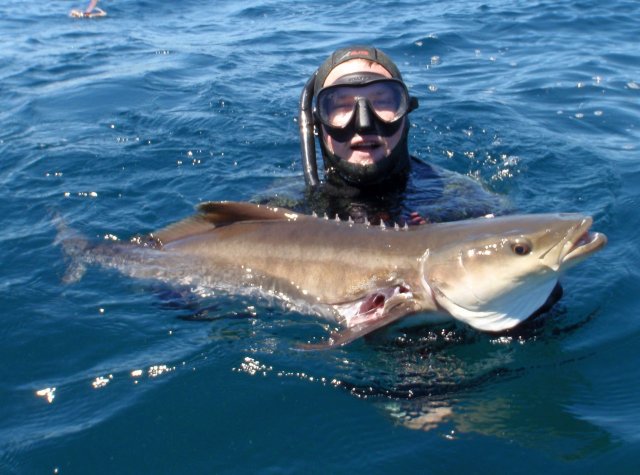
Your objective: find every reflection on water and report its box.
[225,303,619,457]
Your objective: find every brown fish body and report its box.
[66,202,607,347]
[165,217,427,306]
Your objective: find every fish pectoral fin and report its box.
[298,294,417,350]
[153,202,303,244]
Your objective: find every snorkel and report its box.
[298,46,418,190]
[299,72,320,187]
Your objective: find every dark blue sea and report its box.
[2,0,639,473]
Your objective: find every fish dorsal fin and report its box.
[196,201,300,224]
[152,201,300,245]
[152,215,215,245]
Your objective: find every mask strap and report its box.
[299,71,320,187]
[409,96,419,113]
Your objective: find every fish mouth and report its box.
[562,217,607,264]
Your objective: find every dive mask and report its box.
[314,73,417,141]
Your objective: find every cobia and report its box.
[59,201,607,348]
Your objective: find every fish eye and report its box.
[511,240,532,256]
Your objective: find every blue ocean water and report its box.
[1,0,639,473]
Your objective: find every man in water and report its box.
[297,45,504,225]
[297,45,561,311]
[70,0,106,18]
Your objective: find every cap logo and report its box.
[335,49,372,63]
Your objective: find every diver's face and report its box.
[320,60,404,166]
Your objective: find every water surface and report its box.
[1,0,639,473]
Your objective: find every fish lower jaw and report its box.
[562,231,607,265]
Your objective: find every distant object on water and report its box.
[70,0,106,18]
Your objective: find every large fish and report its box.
[60,202,607,348]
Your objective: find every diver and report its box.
[298,45,561,315]
[297,45,505,225]
[70,0,106,18]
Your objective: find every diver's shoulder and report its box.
[410,156,486,188]
[409,156,469,179]
[407,155,512,221]
[409,156,439,176]
[409,156,478,184]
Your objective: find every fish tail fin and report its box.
[53,215,89,283]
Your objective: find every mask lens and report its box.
[317,80,409,129]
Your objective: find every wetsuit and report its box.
[262,156,508,226]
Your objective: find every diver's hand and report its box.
[408,212,428,225]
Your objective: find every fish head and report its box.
[422,213,607,332]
